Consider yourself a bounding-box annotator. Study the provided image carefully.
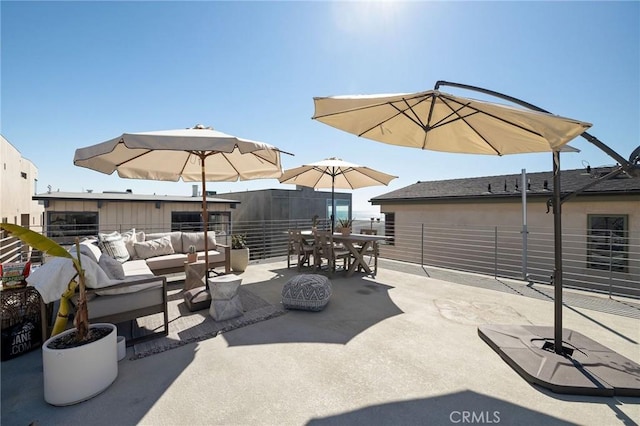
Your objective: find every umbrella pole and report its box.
[331,173,335,233]
[552,151,563,354]
[200,154,210,279]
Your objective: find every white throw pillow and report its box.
[98,253,125,280]
[69,242,102,264]
[98,231,130,263]
[133,236,175,260]
[120,228,145,259]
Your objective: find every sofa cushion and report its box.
[99,253,125,280]
[144,249,223,272]
[122,259,155,276]
[145,232,183,253]
[181,231,217,252]
[134,236,175,260]
[98,231,130,263]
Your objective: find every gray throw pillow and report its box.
[99,253,125,280]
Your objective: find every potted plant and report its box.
[311,215,319,234]
[336,218,353,236]
[230,233,249,272]
[187,245,198,263]
[0,223,117,406]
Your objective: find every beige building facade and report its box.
[372,168,639,298]
[32,191,238,245]
[1,135,44,229]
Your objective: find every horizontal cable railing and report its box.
[2,219,638,299]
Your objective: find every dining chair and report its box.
[287,229,314,270]
[313,230,351,276]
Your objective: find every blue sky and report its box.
[2,1,638,218]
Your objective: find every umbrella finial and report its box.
[193,124,213,130]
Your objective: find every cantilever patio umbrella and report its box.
[313,89,590,155]
[74,124,287,273]
[279,157,397,231]
[309,83,640,397]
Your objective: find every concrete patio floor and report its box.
[2,259,639,425]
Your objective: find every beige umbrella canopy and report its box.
[279,157,397,231]
[313,90,591,155]
[74,124,287,272]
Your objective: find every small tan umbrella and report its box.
[74,124,287,273]
[313,90,591,155]
[279,157,397,231]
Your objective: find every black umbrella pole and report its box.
[553,151,563,354]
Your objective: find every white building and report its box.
[1,135,44,230]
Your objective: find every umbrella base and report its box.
[478,325,640,397]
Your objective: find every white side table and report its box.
[184,260,206,291]
[208,274,243,321]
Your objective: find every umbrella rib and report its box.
[112,140,152,168]
[442,95,547,138]
[359,96,431,137]
[436,99,502,155]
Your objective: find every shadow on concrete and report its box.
[0,336,198,425]
[222,266,404,346]
[306,390,574,425]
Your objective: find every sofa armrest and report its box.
[85,275,166,297]
[216,243,231,274]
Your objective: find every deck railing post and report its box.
[421,223,425,265]
[494,226,498,279]
[608,230,613,299]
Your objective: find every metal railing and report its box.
[2,219,638,299]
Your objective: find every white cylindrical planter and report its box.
[42,323,118,406]
[117,336,126,361]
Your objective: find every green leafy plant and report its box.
[0,223,90,342]
[188,245,197,254]
[231,234,247,249]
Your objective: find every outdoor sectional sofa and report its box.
[27,230,230,345]
[97,230,230,276]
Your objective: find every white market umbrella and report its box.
[279,157,397,231]
[74,124,287,273]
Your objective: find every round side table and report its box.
[183,260,207,291]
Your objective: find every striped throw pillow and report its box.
[98,231,130,263]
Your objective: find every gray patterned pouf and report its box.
[282,274,332,311]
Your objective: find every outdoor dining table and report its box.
[331,233,391,277]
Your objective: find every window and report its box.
[326,199,351,223]
[47,212,99,243]
[384,212,395,245]
[587,215,628,273]
[171,211,231,236]
[171,212,201,231]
